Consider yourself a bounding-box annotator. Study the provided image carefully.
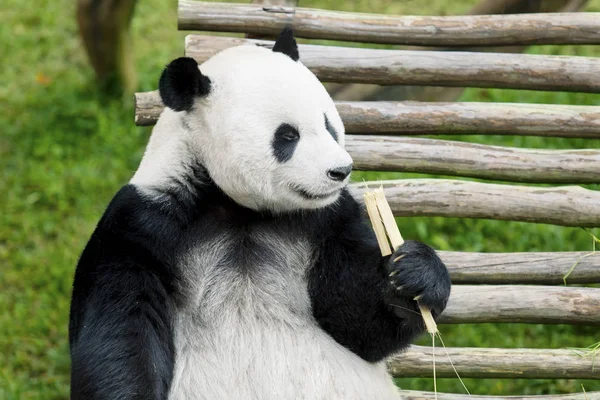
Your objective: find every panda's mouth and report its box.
[293,186,340,200]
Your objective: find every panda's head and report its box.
[157,28,353,213]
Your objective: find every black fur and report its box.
[307,192,450,362]
[158,57,211,112]
[324,114,338,142]
[272,26,299,61]
[69,186,178,400]
[271,123,300,162]
[386,240,451,318]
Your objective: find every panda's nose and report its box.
[327,164,353,181]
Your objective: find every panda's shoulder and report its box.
[79,184,189,271]
[98,184,169,233]
[101,184,146,218]
[99,184,196,231]
[71,185,181,342]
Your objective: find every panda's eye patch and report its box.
[324,114,338,142]
[272,123,300,163]
[277,124,300,141]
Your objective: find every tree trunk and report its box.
[77,0,137,94]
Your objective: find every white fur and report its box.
[131,108,192,190]
[132,44,352,212]
[169,233,400,400]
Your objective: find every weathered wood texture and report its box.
[185,35,600,92]
[326,0,590,103]
[246,0,297,40]
[338,102,600,138]
[350,180,600,227]
[436,285,600,325]
[346,135,600,184]
[390,345,600,378]
[135,91,162,126]
[400,390,600,400]
[134,92,600,139]
[178,1,600,46]
[440,251,600,284]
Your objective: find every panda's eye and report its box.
[272,123,300,163]
[282,131,299,141]
[276,124,300,142]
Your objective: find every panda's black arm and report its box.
[308,191,445,363]
[69,262,175,400]
[69,185,187,399]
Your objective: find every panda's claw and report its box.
[392,254,405,263]
[384,240,451,317]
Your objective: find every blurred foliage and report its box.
[1,0,599,398]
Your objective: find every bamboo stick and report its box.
[364,192,392,256]
[364,187,438,334]
[373,189,404,248]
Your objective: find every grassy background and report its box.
[1,0,599,398]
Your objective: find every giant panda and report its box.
[69,27,451,400]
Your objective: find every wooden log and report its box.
[327,0,590,103]
[134,92,600,139]
[346,135,600,184]
[337,102,600,139]
[246,0,298,40]
[437,285,600,325]
[439,251,600,284]
[390,345,600,379]
[185,35,600,92]
[135,91,162,126]
[178,1,600,46]
[350,180,600,227]
[400,391,600,400]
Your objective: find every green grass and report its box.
[1,0,599,398]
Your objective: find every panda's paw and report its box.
[385,240,451,318]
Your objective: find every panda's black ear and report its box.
[159,57,211,112]
[272,26,299,61]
